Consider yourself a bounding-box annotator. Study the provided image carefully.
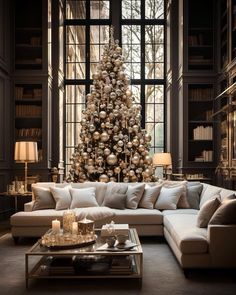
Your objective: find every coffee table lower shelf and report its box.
[25,228,143,288]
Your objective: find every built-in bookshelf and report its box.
[187,0,214,71]
[188,84,214,163]
[232,0,236,60]
[14,0,42,70]
[14,84,43,162]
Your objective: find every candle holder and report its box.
[78,218,94,235]
[63,210,76,234]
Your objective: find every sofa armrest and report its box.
[24,201,35,212]
[207,224,236,267]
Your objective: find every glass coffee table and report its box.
[25,228,143,288]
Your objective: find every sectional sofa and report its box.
[10,181,236,270]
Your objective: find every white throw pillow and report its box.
[139,184,162,209]
[162,181,190,209]
[74,206,115,222]
[70,187,99,208]
[155,185,184,210]
[126,183,145,209]
[50,186,71,210]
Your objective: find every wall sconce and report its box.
[14,141,38,192]
[153,153,172,179]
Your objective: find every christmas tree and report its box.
[67,28,156,183]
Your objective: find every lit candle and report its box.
[52,219,60,234]
[72,221,78,235]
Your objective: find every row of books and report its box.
[15,87,42,99]
[15,128,42,138]
[186,173,206,179]
[30,36,41,46]
[15,105,42,117]
[193,126,213,140]
[195,150,213,162]
[188,34,208,46]
[188,56,213,65]
[189,88,213,101]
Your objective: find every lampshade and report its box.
[14,141,38,163]
[153,153,172,166]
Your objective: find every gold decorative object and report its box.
[78,218,94,235]
[63,210,76,234]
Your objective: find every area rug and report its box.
[0,233,235,295]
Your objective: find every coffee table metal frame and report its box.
[25,228,143,288]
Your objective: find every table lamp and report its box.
[153,153,172,179]
[14,141,38,192]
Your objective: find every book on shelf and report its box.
[15,105,42,117]
[193,125,213,140]
[194,150,213,162]
[15,128,42,138]
[189,88,213,101]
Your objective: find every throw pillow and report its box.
[50,186,71,210]
[139,184,162,209]
[154,185,184,210]
[186,183,203,209]
[162,181,190,209]
[126,183,145,209]
[102,182,128,209]
[199,185,222,208]
[32,186,55,210]
[196,196,221,228]
[209,199,236,225]
[70,187,99,209]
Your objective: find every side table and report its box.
[0,192,32,212]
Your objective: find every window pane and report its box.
[122,0,141,19]
[91,1,110,19]
[146,104,154,122]
[122,25,141,79]
[145,0,164,19]
[66,0,86,19]
[66,85,85,104]
[130,85,141,104]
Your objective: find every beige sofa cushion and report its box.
[209,199,236,225]
[126,183,145,209]
[164,214,208,254]
[69,187,99,208]
[11,207,115,227]
[155,185,184,210]
[111,208,163,225]
[139,184,162,209]
[32,186,55,210]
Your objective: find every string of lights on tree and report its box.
[67,27,156,183]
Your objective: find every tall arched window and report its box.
[64,0,165,174]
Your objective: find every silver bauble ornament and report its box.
[102,70,108,78]
[97,167,104,173]
[131,155,140,165]
[123,177,129,183]
[107,154,117,165]
[127,141,133,148]
[99,111,107,119]
[96,156,103,164]
[104,148,111,156]
[99,142,105,149]
[113,126,119,132]
[110,177,117,182]
[117,147,123,153]
[110,92,117,99]
[117,140,124,147]
[114,59,122,67]
[129,170,135,177]
[116,46,122,54]
[144,155,152,165]
[104,85,112,93]
[89,124,96,132]
[113,135,119,141]
[145,134,152,142]
[101,132,109,142]
[99,174,109,183]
